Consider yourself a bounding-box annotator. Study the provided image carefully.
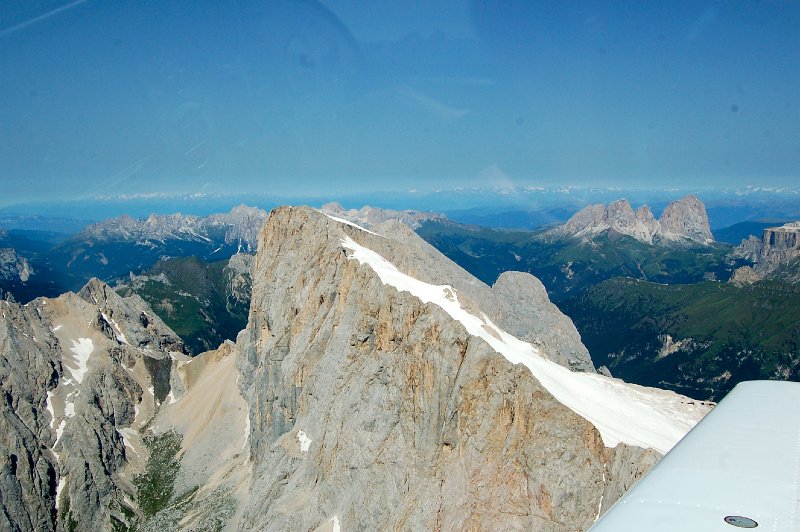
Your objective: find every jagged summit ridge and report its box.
[77,204,267,250]
[319,202,444,229]
[552,195,713,245]
[0,247,33,282]
[0,278,186,531]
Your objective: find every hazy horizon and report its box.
[2,1,799,203]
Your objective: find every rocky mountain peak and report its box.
[731,221,800,283]
[0,278,187,530]
[227,205,707,530]
[658,194,713,244]
[552,194,713,245]
[1,205,710,531]
[0,247,33,282]
[77,205,268,250]
[319,202,444,229]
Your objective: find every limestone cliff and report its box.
[551,195,713,245]
[0,279,186,531]
[731,222,800,283]
[1,206,710,532]
[230,206,706,530]
[0,247,33,282]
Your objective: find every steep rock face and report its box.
[731,222,800,282]
[0,248,33,282]
[0,280,186,532]
[225,252,254,307]
[729,265,760,286]
[552,195,713,245]
[0,300,59,531]
[489,271,593,372]
[354,218,594,371]
[232,206,706,531]
[658,195,713,244]
[320,202,444,230]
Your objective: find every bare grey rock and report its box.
[0,248,33,282]
[78,204,267,252]
[551,195,713,245]
[320,202,444,229]
[224,252,254,308]
[657,195,713,244]
[0,299,59,532]
[228,206,703,531]
[1,205,709,532]
[490,271,594,372]
[731,222,800,282]
[729,265,760,286]
[0,280,186,531]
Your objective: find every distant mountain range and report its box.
[115,253,252,355]
[547,195,714,245]
[2,199,798,407]
[416,196,800,401]
[417,195,740,301]
[0,206,267,302]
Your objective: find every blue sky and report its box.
[1,0,799,204]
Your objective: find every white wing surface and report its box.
[591,380,800,531]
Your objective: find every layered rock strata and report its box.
[731,222,800,282]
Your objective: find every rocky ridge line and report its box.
[320,202,444,230]
[77,205,267,251]
[551,195,714,245]
[230,206,707,530]
[731,221,800,283]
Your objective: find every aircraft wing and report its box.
[591,380,800,531]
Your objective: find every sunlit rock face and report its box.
[1,206,709,531]
[732,221,800,282]
[552,195,714,245]
[0,280,184,531]
[233,206,706,531]
[0,247,33,282]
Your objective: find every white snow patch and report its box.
[67,338,93,384]
[166,390,177,405]
[298,430,312,453]
[54,419,66,449]
[330,516,341,532]
[242,409,251,450]
[118,428,139,458]
[52,325,62,332]
[102,311,130,345]
[342,236,700,454]
[55,476,67,510]
[594,470,606,521]
[45,391,56,430]
[323,213,379,236]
